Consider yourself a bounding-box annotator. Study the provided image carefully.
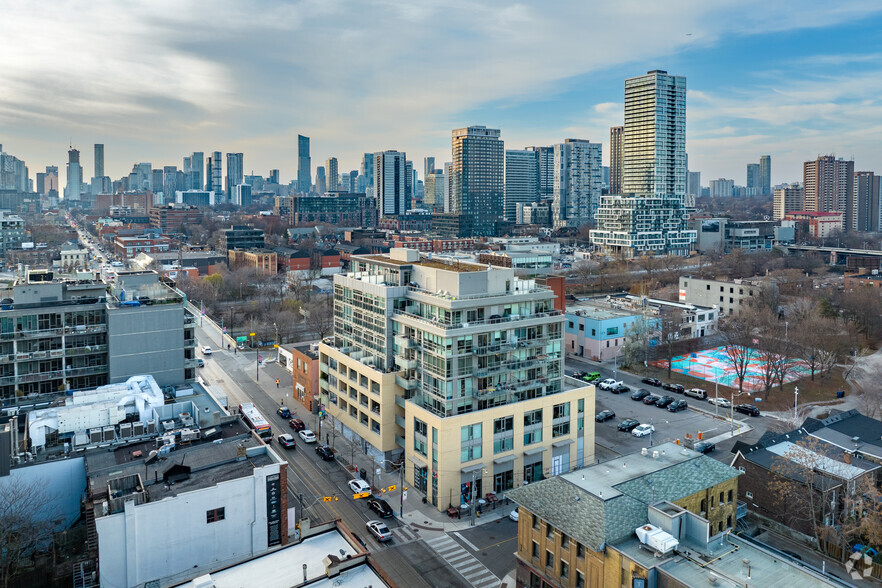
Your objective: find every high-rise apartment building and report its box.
[424,171,446,212]
[686,171,701,198]
[609,125,624,195]
[854,171,880,232]
[209,151,222,196]
[0,149,30,192]
[361,153,375,197]
[315,166,326,195]
[374,150,407,216]
[325,157,338,192]
[94,144,104,178]
[188,151,204,190]
[527,146,554,198]
[65,148,82,201]
[773,184,804,220]
[622,71,686,198]
[405,160,414,210]
[297,135,311,193]
[552,139,602,228]
[225,153,244,202]
[504,150,539,222]
[746,163,760,191]
[804,155,855,230]
[759,155,771,196]
[443,162,453,212]
[450,126,504,237]
[709,178,735,198]
[318,248,592,510]
[424,157,436,178]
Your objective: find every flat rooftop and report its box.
[566,301,638,321]
[359,254,487,272]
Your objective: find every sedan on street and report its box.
[655,396,675,409]
[631,389,651,401]
[315,445,335,461]
[641,377,662,387]
[693,441,716,454]
[366,520,393,542]
[643,395,661,405]
[734,404,761,417]
[662,383,684,394]
[611,384,630,395]
[595,409,616,422]
[298,429,317,443]
[349,479,371,494]
[667,400,688,412]
[632,424,655,438]
[708,397,731,408]
[277,434,297,449]
[367,497,394,518]
[288,418,306,431]
[617,419,640,432]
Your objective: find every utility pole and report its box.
[399,463,405,518]
[274,322,280,362]
[470,469,477,527]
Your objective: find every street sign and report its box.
[274,344,279,348]
[353,491,370,499]
[322,496,333,502]
[249,332,256,337]
[402,491,408,501]
[236,336,247,343]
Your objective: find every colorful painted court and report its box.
[653,346,810,393]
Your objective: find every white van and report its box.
[684,388,708,400]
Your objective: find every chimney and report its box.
[844,451,852,464]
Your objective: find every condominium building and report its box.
[622,71,686,198]
[759,155,772,195]
[297,135,311,193]
[746,162,760,192]
[318,249,593,511]
[0,211,25,253]
[504,149,539,222]
[591,195,696,256]
[527,146,554,198]
[315,166,327,195]
[326,157,339,192]
[854,171,880,232]
[225,153,244,201]
[65,148,82,202]
[552,139,602,228]
[374,151,408,216]
[291,192,378,227]
[804,155,855,230]
[708,178,734,198]
[609,126,623,195]
[773,184,804,220]
[678,275,775,317]
[450,126,504,237]
[219,225,265,252]
[424,171,446,213]
[0,270,196,406]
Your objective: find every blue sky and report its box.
[2,0,882,188]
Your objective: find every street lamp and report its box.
[274,322,279,362]
[373,458,406,518]
[729,389,751,435]
[794,385,799,422]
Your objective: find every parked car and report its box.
[662,383,685,393]
[632,424,655,438]
[707,397,731,408]
[349,479,371,494]
[631,389,651,401]
[655,396,675,408]
[298,429,317,443]
[641,377,662,387]
[595,409,616,422]
[367,497,394,518]
[611,384,630,395]
[684,388,708,400]
[288,418,306,431]
[572,371,587,379]
[598,378,619,391]
[509,509,519,522]
[617,419,641,432]
[667,399,688,412]
[277,406,291,418]
[583,372,601,382]
[277,433,297,449]
[201,346,213,355]
[734,404,761,417]
[196,358,204,368]
[315,445,335,461]
[643,395,661,405]
[693,441,715,454]
[366,520,393,542]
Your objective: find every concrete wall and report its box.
[108,303,185,386]
[1,457,86,529]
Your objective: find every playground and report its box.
[654,346,811,393]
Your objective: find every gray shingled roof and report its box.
[614,455,740,505]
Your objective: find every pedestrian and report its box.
[276,378,280,388]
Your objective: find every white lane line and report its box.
[453,531,481,552]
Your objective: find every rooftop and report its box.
[359,253,487,272]
[806,409,882,460]
[566,300,640,321]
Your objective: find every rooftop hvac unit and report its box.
[179,412,194,427]
[89,429,102,444]
[101,426,115,442]
[145,419,156,434]
[132,422,144,436]
[180,428,199,443]
[635,524,679,555]
[161,420,175,432]
[119,423,132,438]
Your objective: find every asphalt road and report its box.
[452,515,520,580]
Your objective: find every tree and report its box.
[302,293,334,339]
[621,320,650,370]
[719,313,755,395]
[0,476,57,588]
[795,312,847,381]
[752,307,784,397]
[569,260,596,292]
[657,308,685,378]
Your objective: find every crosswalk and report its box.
[426,534,500,588]
[393,525,420,544]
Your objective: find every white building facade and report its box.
[552,139,602,228]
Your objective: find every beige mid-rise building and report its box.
[318,248,594,511]
[773,184,804,220]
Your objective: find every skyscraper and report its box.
[405,160,414,210]
[746,163,760,192]
[622,70,686,197]
[773,184,804,220]
[210,152,222,196]
[424,170,446,212]
[609,125,624,194]
[552,139,602,228]
[347,170,359,193]
[94,144,104,178]
[297,135,311,193]
[759,155,771,196]
[315,166,326,195]
[226,153,243,201]
[854,171,880,232]
[269,169,280,185]
[361,153,375,196]
[686,171,701,198]
[374,150,407,216]
[424,156,436,177]
[450,126,504,237]
[504,149,539,222]
[325,157,339,191]
[65,148,82,201]
[189,152,204,190]
[527,146,554,198]
[804,155,855,230]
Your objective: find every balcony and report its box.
[395,375,419,390]
[184,314,197,325]
[2,327,65,341]
[66,365,109,377]
[18,369,65,383]
[64,345,108,356]
[0,375,16,386]
[185,358,200,368]
[395,356,418,370]
[394,335,416,349]
[183,339,196,347]
[64,325,107,335]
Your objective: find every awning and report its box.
[461,462,486,474]
[552,439,574,448]
[408,455,427,466]
[493,455,516,465]
[523,446,546,456]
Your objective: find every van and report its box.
[684,388,708,400]
[583,372,601,382]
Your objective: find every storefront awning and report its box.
[523,446,546,456]
[460,462,486,474]
[552,439,574,448]
[493,455,516,465]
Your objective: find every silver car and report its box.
[366,520,393,542]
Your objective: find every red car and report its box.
[288,418,306,431]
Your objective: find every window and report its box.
[494,416,514,434]
[524,428,542,445]
[461,445,482,462]
[560,560,569,579]
[576,570,585,588]
[545,550,553,569]
[606,326,619,336]
[206,507,225,523]
[746,491,753,499]
[719,492,724,505]
[552,422,570,437]
[532,541,539,559]
[737,466,745,472]
[552,403,570,419]
[546,524,554,539]
[576,543,585,558]
[728,489,733,503]
[578,324,584,331]
[727,515,732,528]
[591,329,596,336]
[532,514,539,529]
[561,533,569,549]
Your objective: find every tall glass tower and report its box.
[297,135,311,193]
[450,125,504,236]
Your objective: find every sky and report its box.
[3,0,882,190]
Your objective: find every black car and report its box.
[277,406,291,419]
[289,418,306,431]
[734,404,761,417]
[655,396,675,408]
[617,419,640,432]
[572,371,587,379]
[595,409,616,422]
[611,384,630,394]
[662,383,685,394]
[641,377,662,387]
[667,399,688,412]
[631,389,651,401]
[315,445,335,461]
[643,395,661,405]
[693,441,715,454]
[367,497,394,518]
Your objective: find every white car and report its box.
[598,378,620,391]
[201,346,213,355]
[707,397,731,408]
[366,520,392,541]
[632,424,655,438]
[298,429,316,443]
[348,479,371,494]
[509,509,519,522]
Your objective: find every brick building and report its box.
[149,204,204,234]
[291,343,320,411]
[112,234,171,260]
[228,248,278,275]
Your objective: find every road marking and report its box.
[454,531,481,552]
[426,535,501,588]
[478,535,517,550]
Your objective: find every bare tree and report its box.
[0,477,57,588]
[302,293,334,340]
[719,313,755,395]
[796,313,847,381]
[657,308,685,378]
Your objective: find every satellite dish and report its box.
[763,215,770,221]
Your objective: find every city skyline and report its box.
[3,2,882,189]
